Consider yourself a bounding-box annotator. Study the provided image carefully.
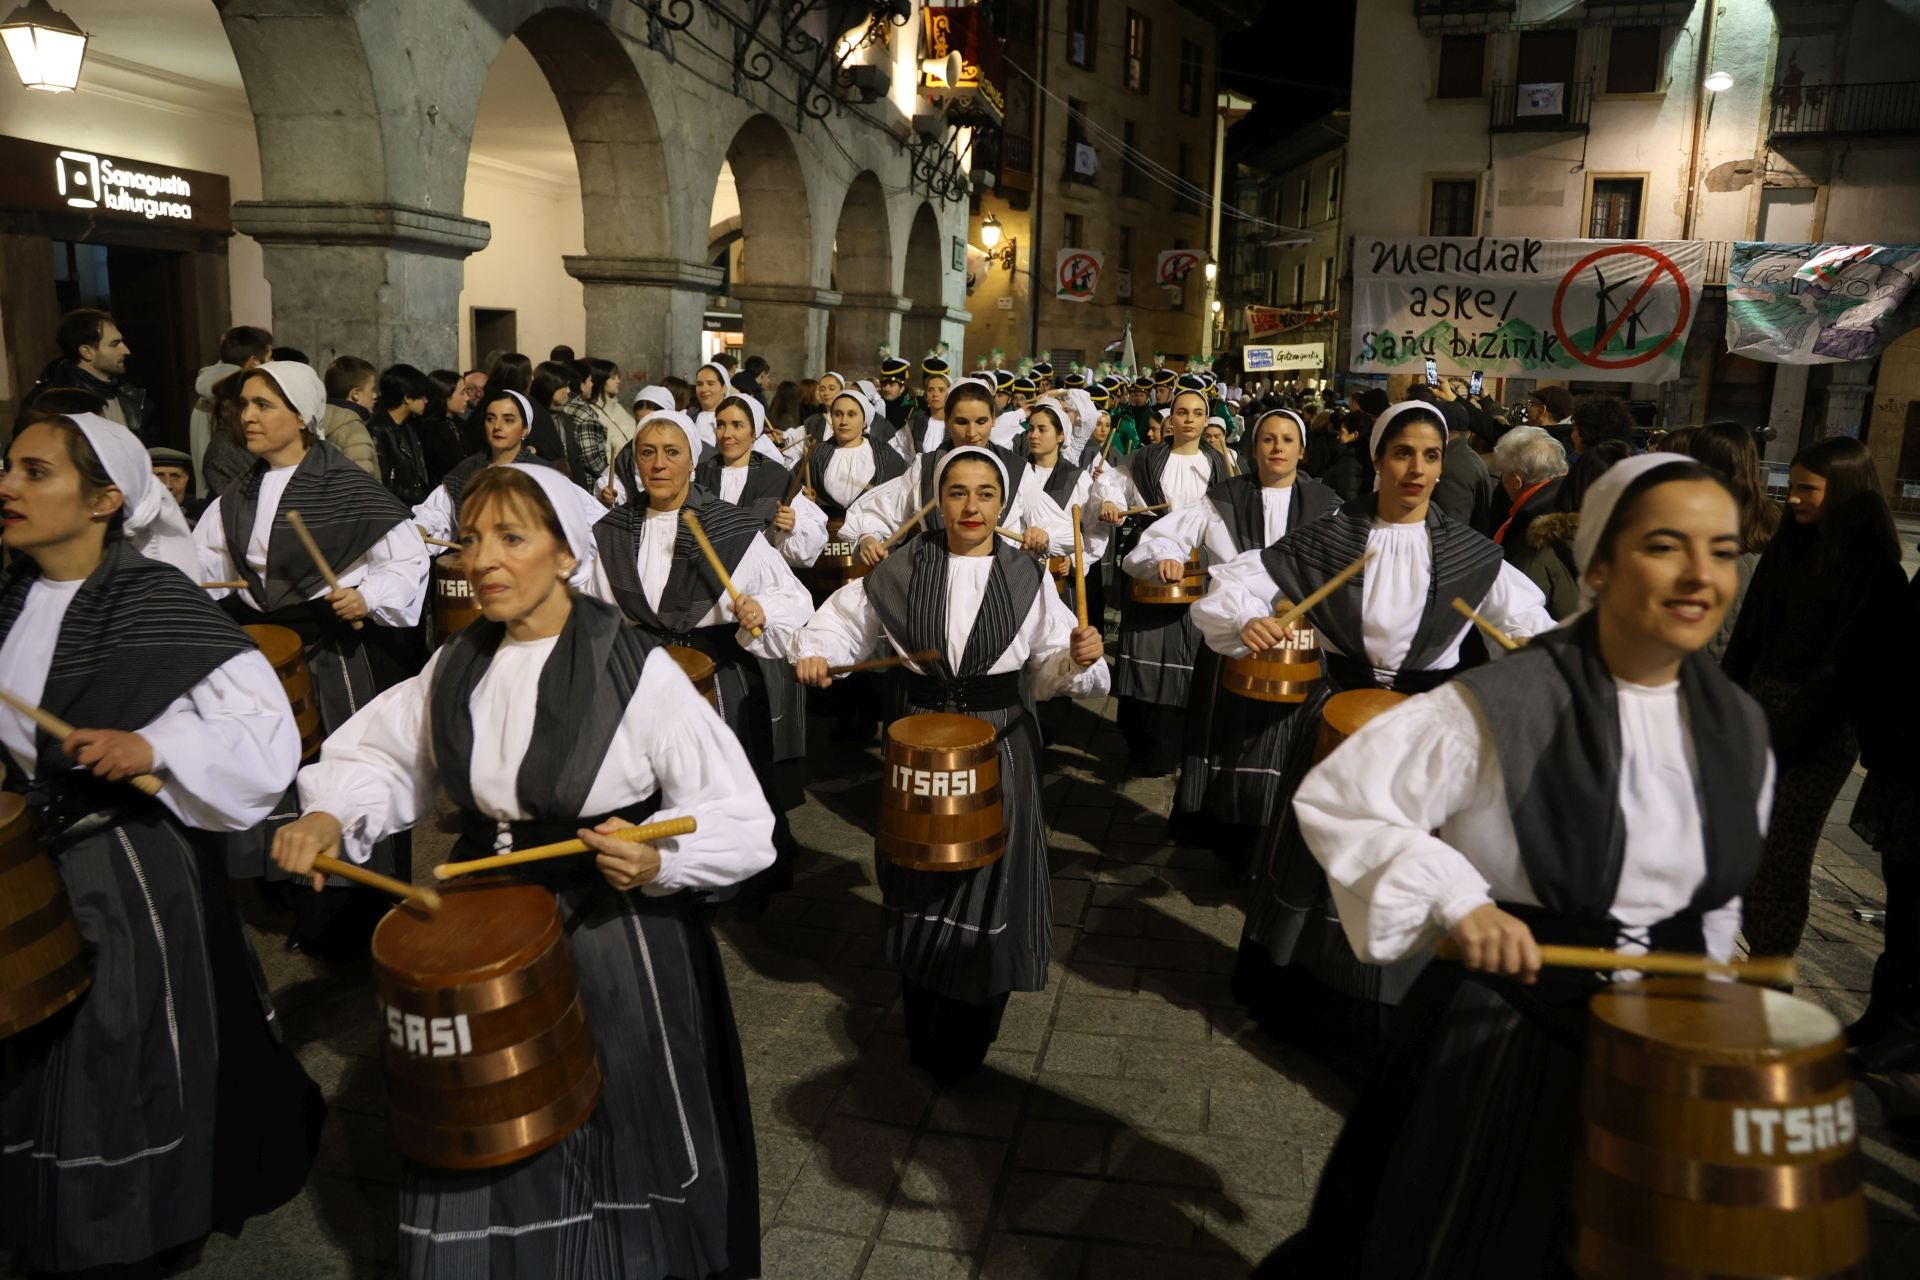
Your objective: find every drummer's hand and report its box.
[857,536,888,566]
[580,817,661,891]
[327,586,368,622]
[597,484,617,507]
[64,728,154,782]
[271,812,344,893]
[1449,904,1541,984]
[1157,558,1186,583]
[1069,625,1103,667]
[1098,501,1124,525]
[733,595,766,633]
[794,656,833,688]
[1240,614,1299,652]
[1020,525,1050,554]
[772,503,797,533]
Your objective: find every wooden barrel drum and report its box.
[666,645,718,708]
[876,713,1005,872]
[1313,689,1407,764]
[1047,555,1072,598]
[1129,551,1207,605]
[806,518,873,596]
[371,880,602,1170]
[245,624,323,761]
[433,552,483,640]
[1570,978,1867,1279]
[1222,629,1321,703]
[0,794,93,1038]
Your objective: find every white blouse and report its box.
[195,464,430,627]
[822,441,879,511]
[990,411,1025,449]
[0,577,300,832]
[1293,679,1776,967]
[1022,464,1111,561]
[765,491,829,568]
[838,463,1041,549]
[792,554,1110,704]
[298,641,774,892]
[582,512,813,661]
[1125,485,1295,578]
[1194,520,1555,683]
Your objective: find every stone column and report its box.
[734,284,841,387]
[563,255,722,384]
[232,201,490,371]
[1659,377,1699,436]
[831,292,909,372]
[903,303,974,372]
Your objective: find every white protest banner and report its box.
[1055,248,1103,303]
[1351,236,1707,382]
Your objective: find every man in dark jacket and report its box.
[18,308,147,436]
[1486,425,1568,559]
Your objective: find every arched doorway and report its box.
[900,202,948,372]
[721,115,820,384]
[828,172,896,373]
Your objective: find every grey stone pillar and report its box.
[903,303,973,372]
[232,201,490,372]
[832,292,909,373]
[563,255,722,384]
[734,284,840,387]
[1660,377,1699,436]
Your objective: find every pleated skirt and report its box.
[1174,646,1317,831]
[877,702,1052,1004]
[398,889,758,1280]
[1112,593,1200,707]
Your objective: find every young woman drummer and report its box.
[1019,397,1111,620]
[192,360,431,955]
[794,447,1106,1078]
[698,392,827,566]
[271,463,772,1280]
[413,389,584,543]
[1100,379,1232,775]
[1,412,320,1277]
[794,387,906,561]
[1131,408,1338,868]
[689,360,732,451]
[1193,400,1554,1042]
[1261,456,1774,1278]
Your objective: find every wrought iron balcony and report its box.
[1490,80,1593,133]
[1770,81,1920,141]
[1414,0,1513,32]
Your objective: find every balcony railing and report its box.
[1490,79,1593,133]
[1770,81,1920,140]
[1414,0,1513,31]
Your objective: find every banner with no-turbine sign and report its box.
[1350,236,1708,382]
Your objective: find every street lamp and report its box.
[1703,71,1734,92]
[976,213,1016,271]
[1,0,88,92]
[980,213,1003,249]
[1204,260,1218,283]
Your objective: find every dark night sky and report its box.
[1218,1,1356,148]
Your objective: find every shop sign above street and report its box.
[0,134,231,232]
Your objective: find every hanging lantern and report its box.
[2,0,89,93]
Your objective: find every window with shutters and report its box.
[1063,213,1085,249]
[1178,39,1203,116]
[1321,257,1335,301]
[1606,26,1661,95]
[1436,34,1485,100]
[1125,11,1151,94]
[1067,0,1096,70]
[1587,177,1644,238]
[1428,178,1478,235]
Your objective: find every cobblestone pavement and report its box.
[187,690,1920,1280]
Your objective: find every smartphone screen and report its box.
[1469,370,1484,396]
[1424,358,1439,387]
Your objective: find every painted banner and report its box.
[1247,305,1337,337]
[1244,343,1326,372]
[1726,242,1920,364]
[1156,249,1203,286]
[1351,236,1708,382]
[1055,248,1103,303]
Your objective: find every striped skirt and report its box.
[1113,593,1202,707]
[1175,647,1320,831]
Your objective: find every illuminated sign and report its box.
[0,135,230,233]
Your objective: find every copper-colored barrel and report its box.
[371,881,602,1170]
[1129,550,1208,605]
[1571,978,1868,1279]
[1047,555,1072,598]
[433,552,483,642]
[1312,689,1407,764]
[806,517,874,597]
[1222,629,1322,703]
[876,713,1005,872]
[0,794,92,1038]
[666,645,717,708]
[245,623,323,761]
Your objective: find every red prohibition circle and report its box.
[1060,253,1099,294]
[1550,244,1693,370]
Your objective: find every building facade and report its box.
[961,0,1259,372]
[1343,0,1920,500]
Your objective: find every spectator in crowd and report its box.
[271,346,309,364]
[1678,421,1782,660]
[320,355,382,477]
[1487,425,1568,556]
[663,375,694,413]
[369,363,434,506]
[743,354,773,401]
[1570,392,1637,458]
[19,308,146,436]
[189,325,272,496]
[548,344,575,363]
[1526,384,1575,452]
[417,369,472,488]
[581,358,637,465]
[147,445,205,522]
[534,358,602,485]
[1512,438,1630,619]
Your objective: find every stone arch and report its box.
[900,202,948,369]
[828,172,899,372]
[724,114,825,381]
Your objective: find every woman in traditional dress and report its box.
[193,360,431,954]
[414,390,578,543]
[689,361,732,452]
[803,371,844,444]
[794,447,1107,1077]
[795,387,908,581]
[914,355,952,456]
[1193,400,1554,1042]
[1,412,320,1278]
[1133,409,1338,868]
[272,463,771,1279]
[1019,397,1110,620]
[1099,380,1232,775]
[698,393,826,566]
[1260,456,1774,1278]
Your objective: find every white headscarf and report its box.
[631,385,674,414]
[1367,399,1449,458]
[716,391,767,435]
[636,408,697,446]
[1571,453,1688,604]
[934,443,1011,496]
[498,389,536,433]
[504,463,598,591]
[1253,408,1308,439]
[1062,388,1098,442]
[831,389,878,431]
[68,412,198,580]
[251,361,327,430]
[695,362,731,396]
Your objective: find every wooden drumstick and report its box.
[202,580,249,590]
[415,526,462,550]
[1071,504,1090,631]
[1272,549,1376,632]
[680,509,763,639]
[789,440,816,502]
[1434,938,1796,987]
[284,510,364,631]
[312,855,442,910]
[1116,502,1172,519]
[826,648,940,677]
[432,816,699,881]
[1451,597,1521,652]
[881,499,938,551]
[0,687,163,796]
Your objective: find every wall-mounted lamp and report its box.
[1203,260,1218,283]
[1703,71,1734,93]
[977,213,1016,270]
[1,0,89,92]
